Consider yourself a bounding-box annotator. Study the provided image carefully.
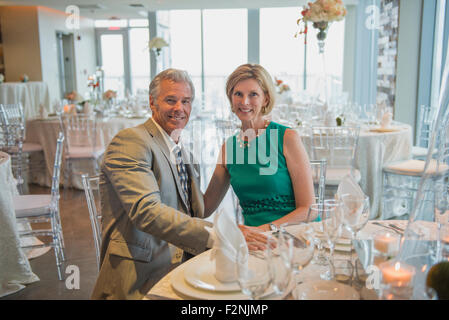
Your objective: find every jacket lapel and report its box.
[144,118,190,212]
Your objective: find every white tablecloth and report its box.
[145,220,435,300]
[0,152,39,298]
[25,115,147,189]
[0,82,51,120]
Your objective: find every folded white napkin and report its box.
[205,208,246,283]
[336,174,366,238]
[336,174,365,200]
[380,112,392,128]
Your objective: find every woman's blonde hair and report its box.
[226,64,276,116]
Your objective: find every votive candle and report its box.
[380,261,415,286]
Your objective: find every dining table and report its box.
[24,114,147,189]
[297,122,413,220]
[144,219,437,301]
[0,81,51,120]
[0,151,40,298]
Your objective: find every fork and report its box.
[372,222,403,235]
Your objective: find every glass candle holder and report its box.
[373,230,401,257]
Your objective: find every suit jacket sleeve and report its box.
[103,127,211,255]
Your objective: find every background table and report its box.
[300,123,412,219]
[0,82,51,120]
[25,115,147,189]
[0,151,39,298]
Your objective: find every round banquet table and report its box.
[0,152,40,298]
[144,220,437,301]
[25,115,147,189]
[299,122,413,220]
[0,81,51,121]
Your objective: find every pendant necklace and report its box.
[237,120,269,148]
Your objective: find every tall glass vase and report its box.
[313,21,330,119]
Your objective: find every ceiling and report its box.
[0,0,358,19]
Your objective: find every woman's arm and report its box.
[203,143,231,216]
[258,128,316,231]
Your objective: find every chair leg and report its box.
[50,214,65,280]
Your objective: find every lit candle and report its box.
[374,232,400,255]
[380,261,415,286]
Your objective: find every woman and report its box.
[204,64,315,233]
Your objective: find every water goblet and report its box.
[321,200,343,265]
[340,194,370,242]
[236,241,272,300]
[278,224,315,284]
[267,236,292,296]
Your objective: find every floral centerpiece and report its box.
[275,78,291,95]
[103,89,117,101]
[296,0,347,52]
[20,74,29,83]
[65,91,83,102]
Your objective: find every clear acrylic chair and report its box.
[81,173,102,272]
[59,113,105,188]
[14,132,66,280]
[412,104,438,160]
[307,126,361,198]
[0,103,44,194]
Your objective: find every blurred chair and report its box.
[13,132,65,280]
[0,103,44,194]
[81,173,102,272]
[59,113,105,188]
[412,104,437,160]
[307,126,360,198]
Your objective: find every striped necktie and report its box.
[173,145,191,213]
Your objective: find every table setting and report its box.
[145,171,447,301]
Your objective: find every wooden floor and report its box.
[1,184,98,300]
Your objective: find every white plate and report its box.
[183,251,240,292]
[171,250,292,300]
[293,280,360,300]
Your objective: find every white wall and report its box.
[37,6,96,104]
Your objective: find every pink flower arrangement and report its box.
[275,78,291,94]
[65,91,82,102]
[296,0,347,41]
[103,89,117,101]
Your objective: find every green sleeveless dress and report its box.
[225,121,296,226]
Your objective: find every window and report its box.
[260,7,345,97]
[202,9,247,117]
[129,28,150,95]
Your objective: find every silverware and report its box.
[372,222,403,235]
[388,223,405,233]
[272,229,307,249]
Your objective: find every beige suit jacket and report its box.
[91,118,211,300]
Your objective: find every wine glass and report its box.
[267,236,292,295]
[307,205,328,268]
[236,241,272,300]
[321,200,343,265]
[340,194,370,241]
[278,224,315,284]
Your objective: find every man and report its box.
[90,69,212,300]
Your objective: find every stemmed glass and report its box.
[236,241,272,300]
[321,200,343,266]
[267,236,292,296]
[278,224,315,284]
[340,194,370,243]
[364,104,378,125]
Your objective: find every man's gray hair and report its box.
[149,68,195,101]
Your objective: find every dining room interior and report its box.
[1,0,449,301]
